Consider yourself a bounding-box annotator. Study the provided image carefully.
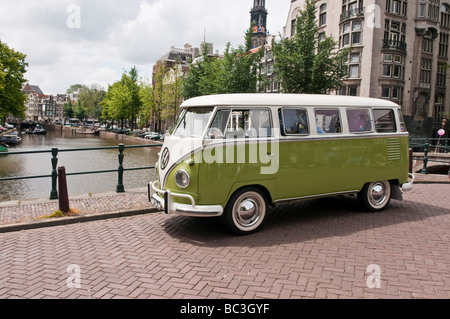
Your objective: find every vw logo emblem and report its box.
[160,148,170,170]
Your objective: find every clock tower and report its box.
[250,0,268,48]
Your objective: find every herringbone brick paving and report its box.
[0,184,449,299]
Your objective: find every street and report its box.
[0,183,449,299]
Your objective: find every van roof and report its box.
[180,94,400,109]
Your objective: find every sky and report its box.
[0,0,291,95]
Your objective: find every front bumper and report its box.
[148,181,224,217]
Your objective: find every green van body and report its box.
[149,94,413,234]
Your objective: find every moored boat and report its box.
[25,126,47,135]
[0,143,8,152]
[0,134,22,145]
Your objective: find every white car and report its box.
[3,123,14,129]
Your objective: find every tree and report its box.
[138,79,155,127]
[222,25,264,94]
[63,100,74,120]
[272,0,348,94]
[77,84,105,119]
[181,43,225,99]
[101,79,132,127]
[101,67,143,129]
[127,67,142,130]
[181,29,263,100]
[0,41,28,122]
[74,100,87,122]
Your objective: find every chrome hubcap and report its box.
[368,181,390,207]
[233,193,265,229]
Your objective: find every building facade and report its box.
[22,83,65,123]
[284,0,450,138]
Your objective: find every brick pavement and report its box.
[0,183,449,300]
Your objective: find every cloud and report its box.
[0,0,291,95]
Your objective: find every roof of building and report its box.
[23,83,45,96]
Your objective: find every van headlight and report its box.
[175,170,190,189]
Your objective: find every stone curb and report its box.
[0,207,159,234]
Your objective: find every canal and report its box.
[0,130,160,202]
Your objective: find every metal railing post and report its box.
[116,144,125,193]
[421,142,429,174]
[58,166,70,213]
[409,148,413,174]
[50,148,59,200]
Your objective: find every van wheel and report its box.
[358,180,392,212]
[223,188,267,235]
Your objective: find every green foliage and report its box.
[0,41,28,121]
[272,0,349,94]
[101,67,143,129]
[63,100,74,119]
[77,84,105,119]
[74,100,87,122]
[138,80,155,127]
[181,29,263,100]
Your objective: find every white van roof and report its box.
[180,94,400,109]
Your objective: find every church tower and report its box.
[250,0,268,48]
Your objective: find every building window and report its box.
[319,4,327,26]
[384,19,406,50]
[442,4,450,28]
[429,0,440,21]
[420,58,433,84]
[347,52,360,78]
[419,0,440,20]
[434,94,445,121]
[340,21,363,48]
[386,0,408,16]
[342,0,364,14]
[383,65,392,77]
[349,65,359,78]
[419,0,426,17]
[437,63,447,87]
[348,87,358,96]
[382,87,391,98]
[422,36,434,53]
[382,54,404,79]
[439,32,449,57]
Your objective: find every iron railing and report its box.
[0,143,162,200]
[409,138,450,175]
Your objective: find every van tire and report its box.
[223,188,268,235]
[358,180,392,212]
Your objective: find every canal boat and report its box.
[0,143,8,152]
[0,134,22,145]
[26,126,47,135]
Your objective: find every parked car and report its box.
[3,123,14,129]
[0,125,6,132]
[144,132,161,140]
[113,128,130,135]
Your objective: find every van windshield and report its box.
[173,107,214,138]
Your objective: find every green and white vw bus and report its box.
[149,94,414,235]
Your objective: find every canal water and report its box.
[0,130,160,202]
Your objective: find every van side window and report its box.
[373,109,396,133]
[315,109,341,134]
[216,109,272,139]
[347,109,372,133]
[281,108,309,135]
